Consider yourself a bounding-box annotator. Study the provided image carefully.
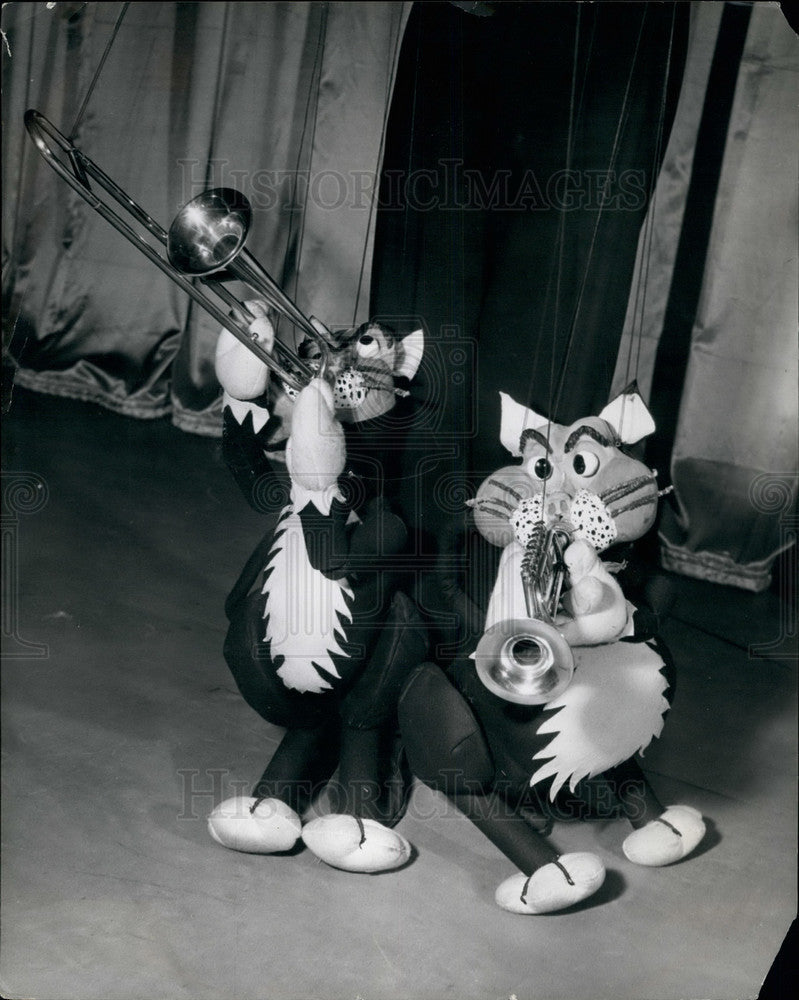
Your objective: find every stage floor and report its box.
[1,388,796,1000]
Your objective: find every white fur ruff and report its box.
[484,543,529,630]
[530,639,670,799]
[262,505,354,693]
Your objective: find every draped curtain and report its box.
[2,0,410,435]
[2,1,797,592]
[369,0,692,570]
[611,2,799,591]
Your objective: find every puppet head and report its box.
[295,321,424,425]
[216,313,424,494]
[471,385,661,552]
[283,321,424,493]
[216,308,424,486]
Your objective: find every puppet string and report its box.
[551,6,648,421]
[69,2,130,140]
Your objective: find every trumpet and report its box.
[23,109,333,392]
[474,522,575,705]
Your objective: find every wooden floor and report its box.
[1,388,796,1000]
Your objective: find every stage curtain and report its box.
[369,0,690,564]
[2,1,410,435]
[3,2,796,591]
[612,2,798,591]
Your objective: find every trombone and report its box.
[23,109,333,392]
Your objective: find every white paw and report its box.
[301,814,412,873]
[207,796,302,854]
[622,804,706,866]
[495,853,606,914]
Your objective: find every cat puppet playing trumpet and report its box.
[398,387,708,914]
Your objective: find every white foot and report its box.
[301,814,412,872]
[622,804,706,866]
[495,853,606,914]
[208,796,302,854]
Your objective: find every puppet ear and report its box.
[499,392,549,457]
[598,382,656,445]
[394,328,425,381]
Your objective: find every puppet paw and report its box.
[301,814,412,873]
[495,853,605,914]
[622,805,706,866]
[207,796,302,854]
[285,378,346,491]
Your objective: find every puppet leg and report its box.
[207,722,340,856]
[326,726,411,823]
[208,595,339,854]
[604,756,666,829]
[606,758,706,866]
[331,592,427,824]
[252,721,341,812]
[300,593,424,872]
[300,729,415,873]
[398,662,605,914]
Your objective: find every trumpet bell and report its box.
[167,188,251,276]
[474,618,574,705]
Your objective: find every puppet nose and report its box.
[544,491,571,523]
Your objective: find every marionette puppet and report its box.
[398,386,707,913]
[207,301,428,872]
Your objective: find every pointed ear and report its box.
[499,392,549,457]
[394,328,424,381]
[598,382,656,445]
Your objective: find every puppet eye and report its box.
[356,333,380,358]
[533,457,553,480]
[572,451,600,477]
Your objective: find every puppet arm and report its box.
[555,539,631,646]
[214,301,274,401]
[215,303,289,511]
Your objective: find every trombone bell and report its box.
[22,109,324,393]
[167,189,251,276]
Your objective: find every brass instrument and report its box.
[23,109,334,392]
[474,522,575,705]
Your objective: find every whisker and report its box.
[467,499,511,520]
[354,362,392,379]
[483,496,517,513]
[600,474,656,505]
[479,507,511,520]
[609,494,657,518]
[488,478,525,503]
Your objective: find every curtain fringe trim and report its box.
[12,369,173,421]
[171,408,222,439]
[658,533,773,593]
[13,368,225,438]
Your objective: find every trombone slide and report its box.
[23,108,323,392]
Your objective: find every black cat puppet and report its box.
[398,387,707,913]
[207,302,427,872]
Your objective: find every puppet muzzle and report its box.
[509,489,618,553]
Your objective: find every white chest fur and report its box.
[484,542,529,631]
[262,504,354,694]
[480,543,669,795]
